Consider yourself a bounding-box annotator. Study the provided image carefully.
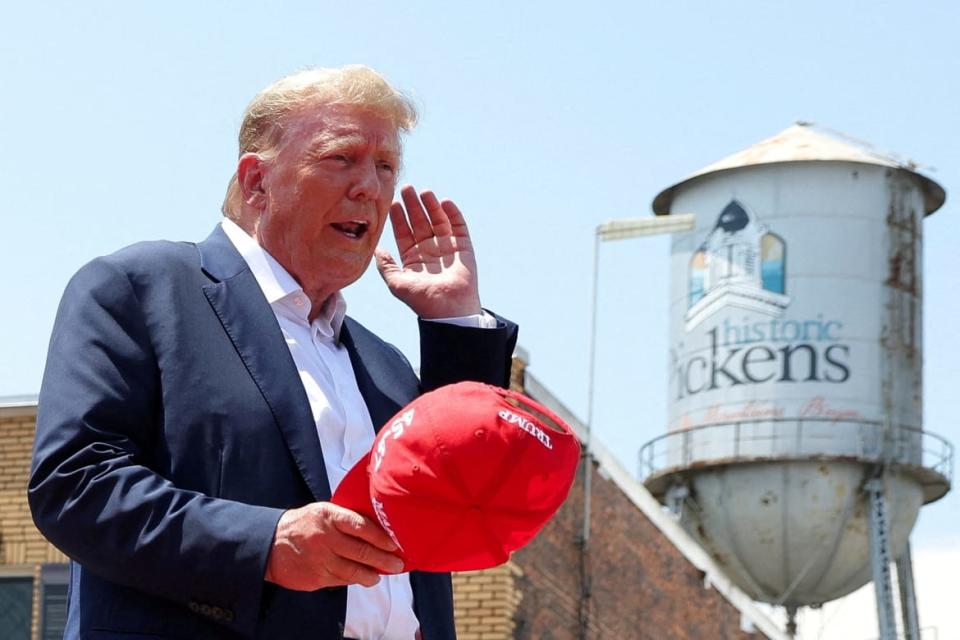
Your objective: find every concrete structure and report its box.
[640,124,953,636]
[1,355,791,639]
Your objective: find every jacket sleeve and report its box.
[28,257,283,637]
[417,310,519,391]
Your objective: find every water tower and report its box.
[638,123,953,638]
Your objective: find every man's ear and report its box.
[237,153,267,209]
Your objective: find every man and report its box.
[29,65,517,639]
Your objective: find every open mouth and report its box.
[330,220,369,240]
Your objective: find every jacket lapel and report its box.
[339,318,416,435]
[197,225,332,501]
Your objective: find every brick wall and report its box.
[453,456,765,640]
[520,459,761,639]
[451,563,522,640]
[0,414,65,566]
[0,411,68,640]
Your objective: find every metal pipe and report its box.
[578,229,601,640]
[583,229,600,545]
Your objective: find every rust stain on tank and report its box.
[882,173,923,427]
[884,184,919,297]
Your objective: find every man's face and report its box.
[253,102,400,299]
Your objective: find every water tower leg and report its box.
[895,541,921,640]
[865,477,897,640]
[665,483,689,519]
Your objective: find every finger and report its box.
[374,248,401,285]
[441,199,471,238]
[389,201,416,256]
[323,554,383,587]
[334,535,405,574]
[401,184,434,243]
[374,247,398,272]
[420,190,452,236]
[332,508,400,553]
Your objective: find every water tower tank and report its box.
[639,124,953,608]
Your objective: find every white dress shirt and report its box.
[221,219,493,640]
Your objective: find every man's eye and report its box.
[321,153,349,164]
[377,161,395,173]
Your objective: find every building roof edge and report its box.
[0,395,38,418]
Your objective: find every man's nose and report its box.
[347,159,381,201]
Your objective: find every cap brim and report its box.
[330,451,376,521]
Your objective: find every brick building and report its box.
[0,354,788,639]
[0,395,69,639]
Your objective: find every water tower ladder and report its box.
[866,477,897,640]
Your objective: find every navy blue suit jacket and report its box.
[28,225,518,639]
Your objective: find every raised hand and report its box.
[375,185,482,319]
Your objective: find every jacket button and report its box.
[188,601,200,613]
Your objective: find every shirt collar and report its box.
[220,218,347,340]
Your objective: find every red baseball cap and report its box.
[332,381,580,573]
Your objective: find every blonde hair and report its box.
[222,65,418,219]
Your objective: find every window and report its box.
[0,576,32,640]
[689,249,706,306]
[761,232,786,294]
[40,564,69,640]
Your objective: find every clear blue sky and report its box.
[2,0,957,581]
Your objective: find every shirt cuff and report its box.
[422,311,498,329]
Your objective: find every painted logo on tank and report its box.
[671,199,854,425]
[686,200,789,331]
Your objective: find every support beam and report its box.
[896,541,921,640]
[665,483,689,520]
